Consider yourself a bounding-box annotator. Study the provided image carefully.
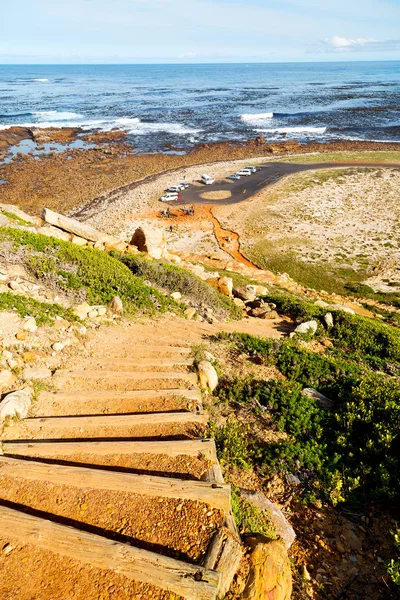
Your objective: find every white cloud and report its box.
[179,52,197,59]
[313,35,400,53]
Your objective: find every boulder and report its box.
[218,277,233,296]
[108,296,123,315]
[0,203,38,225]
[0,369,17,392]
[233,298,246,308]
[233,285,257,302]
[71,235,88,246]
[0,388,32,421]
[42,208,118,245]
[22,367,51,381]
[255,285,269,297]
[302,388,334,411]
[294,320,318,335]
[243,539,292,600]
[249,307,272,319]
[197,360,218,392]
[263,310,280,320]
[324,312,334,328]
[241,490,296,550]
[130,225,167,260]
[38,225,71,242]
[73,302,91,320]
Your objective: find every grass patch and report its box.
[0,210,32,227]
[0,292,77,325]
[0,227,178,315]
[231,487,276,539]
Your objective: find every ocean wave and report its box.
[32,78,50,82]
[256,126,327,134]
[241,112,274,124]
[0,112,201,136]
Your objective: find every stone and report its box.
[105,241,127,252]
[71,235,88,246]
[184,308,196,320]
[108,296,123,315]
[324,312,334,328]
[302,388,334,410]
[165,252,181,264]
[233,298,246,308]
[88,309,98,318]
[241,490,296,550]
[0,203,37,225]
[8,281,20,291]
[233,285,257,302]
[52,342,65,352]
[243,539,292,600]
[23,317,37,333]
[22,367,51,381]
[0,370,17,392]
[130,225,167,260]
[42,208,118,245]
[197,360,218,392]
[73,302,91,320]
[38,225,71,242]
[250,307,272,319]
[218,277,233,296]
[15,331,28,341]
[263,310,280,320]
[315,300,329,308]
[22,352,37,362]
[96,306,107,316]
[204,351,217,363]
[294,320,318,335]
[255,285,269,296]
[0,388,32,421]
[0,214,9,227]
[170,292,182,301]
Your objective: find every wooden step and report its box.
[35,388,202,417]
[95,344,193,358]
[54,370,198,391]
[2,439,217,461]
[78,357,193,369]
[0,456,230,511]
[0,504,220,600]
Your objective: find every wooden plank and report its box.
[203,529,226,569]
[0,505,220,600]
[22,411,208,431]
[3,439,217,461]
[0,456,231,511]
[215,534,243,598]
[79,358,193,368]
[39,388,202,403]
[56,370,197,380]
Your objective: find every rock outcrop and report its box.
[130,225,167,260]
[243,538,292,600]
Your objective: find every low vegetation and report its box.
[118,253,242,319]
[0,227,178,315]
[0,292,77,325]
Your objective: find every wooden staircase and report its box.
[0,332,242,600]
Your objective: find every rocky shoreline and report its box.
[1,126,400,217]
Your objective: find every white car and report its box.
[236,169,252,176]
[245,166,257,173]
[227,173,241,180]
[201,174,215,185]
[160,192,179,202]
[167,185,182,192]
[178,182,189,189]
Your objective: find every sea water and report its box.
[0,61,399,152]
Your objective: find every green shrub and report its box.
[118,253,242,320]
[387,529,400,586]
[0,227,177,315]
[231,487,276,538]
[212,418,252,469]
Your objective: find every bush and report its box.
[118,253,242,320]
[231,487,276,538]
[0,228,177,315]
[212,419,252,469]
[0,292,78,325]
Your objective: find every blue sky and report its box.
[1,0,400,63]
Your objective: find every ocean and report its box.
[0,61,399,152]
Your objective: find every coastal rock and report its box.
[197,360,218,392]
[108,296,123,315]
[218,277,233,296]
[294,320,318,335]
[302,388,334,410]
[130,225,167,260]
[243,538,292,600]
[233,285,257,302]
[0,203,38,225]
[240,490,296,550]
[0,370,17,392]
[42,208,118,245]
[0,388,32,421]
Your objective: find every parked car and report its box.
[227,173,241,180]
[201,174,215,185]
[160,192,180,202]
[245,166,257,173]
[167,186,182,193]
[178,182,189,189]
[236,169,252,176]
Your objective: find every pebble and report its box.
[16,331,28,341]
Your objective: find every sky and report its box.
[1,0,400,64]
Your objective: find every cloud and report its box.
[179,52,197,59]
[311,35,400,53]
